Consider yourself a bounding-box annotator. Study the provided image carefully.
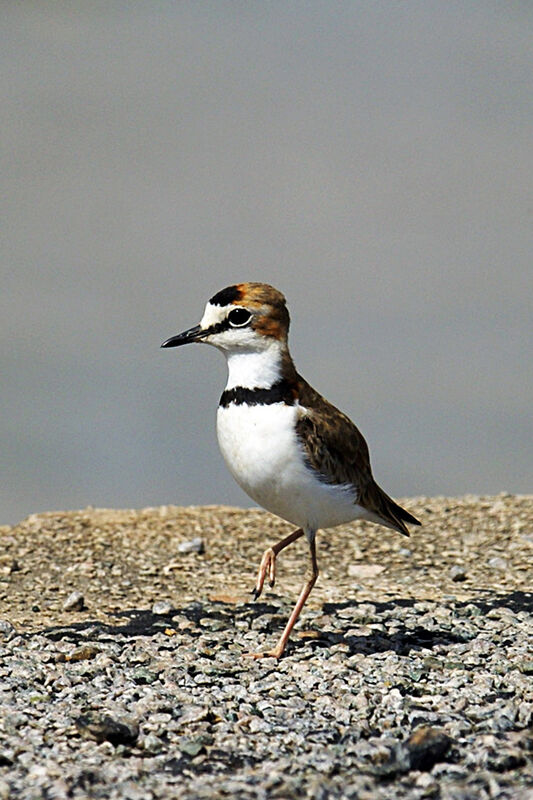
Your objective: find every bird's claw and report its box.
[251,547,277,600]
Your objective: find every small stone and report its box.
[75,713,139,746]
[179,737,205,757]
[415,772,437,790]
[152,600,173,615]
[450,565,467,582]
[177,705,210,726]
[177,537,204,554]
[208,592,241,604]
[487,557,507,570]
[486,748,526,772]
[132,667,158,685]
[444,660,466,670]
[347,564,385,579]
[63,591,85,611]
[404,727,453,771]
[139,734,165,754]
[0,620,16,638]
[65,644,100,662]
[422,656,442,670]
[371,727,453,778]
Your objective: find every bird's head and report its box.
[161,282,290,354]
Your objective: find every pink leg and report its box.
[246,533,318,660]
[252,527,304,599]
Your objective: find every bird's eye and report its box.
[228,308,252,327]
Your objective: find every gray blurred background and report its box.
[2,2,532,526]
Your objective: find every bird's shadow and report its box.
[28,589,532,657]
[315,589,533,655]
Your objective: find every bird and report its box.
[162,282,420,658]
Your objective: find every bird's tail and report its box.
[360,481,421,537]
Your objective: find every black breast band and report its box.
[219,378,296,408]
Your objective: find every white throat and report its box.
[224,343,285,390]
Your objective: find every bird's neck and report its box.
[224,342,296,390]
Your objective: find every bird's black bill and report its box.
[161,325,203,348]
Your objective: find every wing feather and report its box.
[295,376,420,536]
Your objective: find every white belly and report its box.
[216,402,365,531]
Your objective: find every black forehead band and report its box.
[209,285,241,306]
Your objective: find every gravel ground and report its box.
[0,495,531,799]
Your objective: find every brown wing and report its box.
[295,376,420,536]
[295,377,373,487]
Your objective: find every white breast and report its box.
[216,402,365,531]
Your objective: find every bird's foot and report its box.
[251,547,277,600]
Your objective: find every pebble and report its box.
[0,594,530,799]
[177,537,205,554]
[62,590,85,611]
[0,494,531,798]
[0,620,16,638]
[151,600,172,615]
[75,712,139,746]
[347,564,385,578]
[486,556,508,570]
[450,565,467,582]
